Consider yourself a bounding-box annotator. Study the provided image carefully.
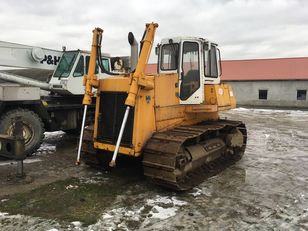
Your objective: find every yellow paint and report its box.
[125,23,158,107]
[185,105,218,113]
[41,100,48,107]
[92,73,235,157]
[94,142,136,156]
[99,77,130,92]
[154,73,179,107]
[155,105,185,123]
[132,76,156,154]
[93,91,100,140]
[204,84,236,111]
[82,28,101,105]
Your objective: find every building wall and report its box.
[224,80,308,108]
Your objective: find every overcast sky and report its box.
[0,0,308,62]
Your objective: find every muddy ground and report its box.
[0,108,307,231]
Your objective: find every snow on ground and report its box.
[79,174,109,185]
[34,131,66,155]
[1,108,308,230]
[0,212,62,231]
[44,131,66,139]
[89,195,188,231]
[232,107,308,120]
[0,158,42,167]
[0,212,86,231]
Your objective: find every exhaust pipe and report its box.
[128,32,138,72]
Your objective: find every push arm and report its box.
[125,23,158,107]
[82,28,103,105]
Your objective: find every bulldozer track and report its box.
[81,125,101,167]
[81,120,247,191]
[142,119,247,191]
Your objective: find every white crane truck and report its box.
[0,39,134,156]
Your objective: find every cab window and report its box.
[85,56,99,74]
[53,51,78,78]
[73,55,84,77]
[102,58,110,72]
[204,43,218,78]
[180,42,200,100]
[160,43,179,70]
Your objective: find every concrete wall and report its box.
[223,80,308,108]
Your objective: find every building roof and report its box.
[221,57,308,81]
[145,64,157,74]
[145,57,308,81]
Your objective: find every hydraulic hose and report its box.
[96,33,119,76]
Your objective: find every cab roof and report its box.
[160,37,218,46]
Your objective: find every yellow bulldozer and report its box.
[76,22,247,191]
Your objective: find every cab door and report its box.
[179,41,204,104]
[66,54,86,95]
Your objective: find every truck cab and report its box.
[49,50,129,95]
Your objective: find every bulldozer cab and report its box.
[157,37,221,104]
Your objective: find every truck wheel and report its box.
[0,109,45,156]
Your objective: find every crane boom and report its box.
[0,40,62,70]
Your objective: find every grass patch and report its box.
[0,175,140,226]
